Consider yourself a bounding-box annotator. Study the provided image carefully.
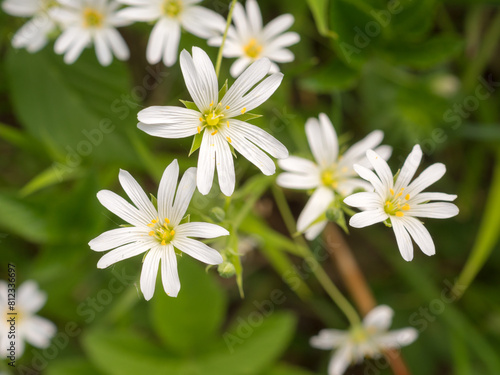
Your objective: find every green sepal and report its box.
[150,193,158,210]
[218,79,228,102]
[179,99,199,111]
[233,112,262,122]
[383,218,392,228]
[326,207,349,234]
[119,224,134,228]
[229,143,237,158]
[189,132,203,156]
[393,169,401,184]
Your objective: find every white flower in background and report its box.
[52,0,130,66]
[0,280,56,357]
[208,0,299,77]
[138,47,288,196]
[277,113,391,240]
[310,305,418,375]
[89,160,228,299]
[117,0,225,66]
[2,0,59,52]
[344,145,459,261]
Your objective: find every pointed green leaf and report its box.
[189,132,204,156]
[20,166,82,197]
[233,112,263,122]
[218,79,229,102]
[179,99,199,111]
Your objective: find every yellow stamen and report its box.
[199,117,203,121]
[385,201,391,206]
[165,218,170,224]
[148,231,154,236]
[226,136,232,143]
[389,188,395,195]
[226,106,230,110]
[197,126,201,134]
[405,194,410,200]
[161,240,166,245]
[395,211,404,217]
[83,8,103,28]
[241,107,246,114]
[211,130,218,135]
[402,204,410,211]
[226,121,229,128]
[243,38,262,59]
[147,223,155,227]
[209,101,214,107]
[170,230,175,236]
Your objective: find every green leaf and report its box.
[300,60,360,92]
[264,363,319,375]
[306,0,338,38]
[218,79,229,102]
[180,99,199,111]
[47,358,105,375]
[19,165,82,197]
[189,131,203,156]
[233,112,263,122]
[150,258,227,355]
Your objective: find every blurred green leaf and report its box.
[307,0,338,38]
[264,363,319,375]
[47,358,105,375]
[300,60,360,92]
[19,165,82,197]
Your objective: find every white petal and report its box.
[276,172,320,190]
[140,248,162,300]
[161,245,180,297]
[278,156,318,174]
[342,130,384,165]
[246,0,262,34]
[409,192,457,204]
[366,149,393,189]
[376,328,418,348]
[266,49,294,63]
[349,209,388,228]
[391,218,413,261]
[328,344,352,375]
[23,316,56,349]
[94,31,113,66]
[116,6,159,21]
[408,202,459,219]
[54,27,80,54]
[89,227,148,252]
[405,163,446,197]
[305,115,338,167]
[147,18,169,64]
[63,32,91,64]
[304,220,328,240]
[363,305,394,331]
[18,281,46,313]
[172,237,223,265]
[2,0,38,16]
[158,159,179,221]
[163,20,180,67]
[175,222,229,238]
[297,187,334,232]
[336,178,373,196]
[343,192,380,209]
[171,167,197,225]
[97,241,155,269]
[197,131,216,195]
[119,169,157,220]
[232,1,250,40]
[182,6,226,38]
[230,57,252,78]
[138,107,200,138]
[353,164,386,198]
[266,32,300,51]
[400,217,435,256]
[262,14,294,40]
[97,190,149,227]
[394,144,422,191]
[310,329,347,350]
[105,27,130,61]
[214,134,236,196]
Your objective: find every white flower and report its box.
[2,0,59,52]
[0,280,56,358]
[310,305,418,375]
[277,113,391,240]
[344,145,459,261]
[52,0,130,66]
[138,47,288,196]
[208,0,299,77]
[117,0,225,66]
[89,160,228,300]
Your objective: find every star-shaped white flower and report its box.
[277,113,391,240]
[344,145,459,261]
[208,0,299,77]
[310,305,418,375]
[2,0,59,52]
[116,0,225,66]
[89,160,228,299]
[138,47,288,196]
[0,280,56,358]
[52,0,130,66]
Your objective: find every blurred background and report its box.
[1,0,500,374]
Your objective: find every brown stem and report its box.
[322,222,411,375]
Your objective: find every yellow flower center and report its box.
[243,38,262,59]
[163,0,183,17]
[147,217,175,246]
[205,111,221,126]
[83,8,103,28]
[384,188,411,217]
[321,169,338,189]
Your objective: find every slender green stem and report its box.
[215,0,238,79]
[272,186,361,326]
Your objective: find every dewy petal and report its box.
[158,159,179,220]
[171,167,197,225]
[161,245,180,297]
[89,227,148,252]
[97,240,155,269]
[363,305,394,332]
[119,169,157,220]
[175,222,229,239]
[405,163,446,197]
[297,187,334,232]
[278,156,318,174]
[394,144,422,191]
[353,164,386,198]
[328,344,352,375]
[407,202,459,219]
[391,218,414,261]
[349,209,388,228]
[400,217,435,256]
[172,237,223,265]
[197,130,216,195]
[23,316,56,349]
[343,192,381,210]
[262,13,294,40]
[213,134,236,196]
[140,248,162,300]
[17,281,46,313]
[376,328,419,348]
[366,149,393,189]
[97,190,149,227]
[310,329,348,350]
[276,172,319,190]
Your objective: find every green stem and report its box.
[271,186,361,326]
[215,0,238,79]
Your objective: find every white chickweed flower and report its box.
[117,0,225,66]
[137,47,288,197]
[310,305,418,375]
[277,113,391,240]
[89,160,228,299]
[53,0,130,66]
[208,0,299,77]
[344,144,459,261]
[0,280,56,358]
[2,0,59,53]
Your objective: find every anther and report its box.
[405,194,410,200]
[241,107,246,114]
[226,136,232,143]
[211,130,218,135]
[395,212,404,217]
[390,188,395,195]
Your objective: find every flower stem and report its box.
[215,0,238,79]
[271,186,361,326]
